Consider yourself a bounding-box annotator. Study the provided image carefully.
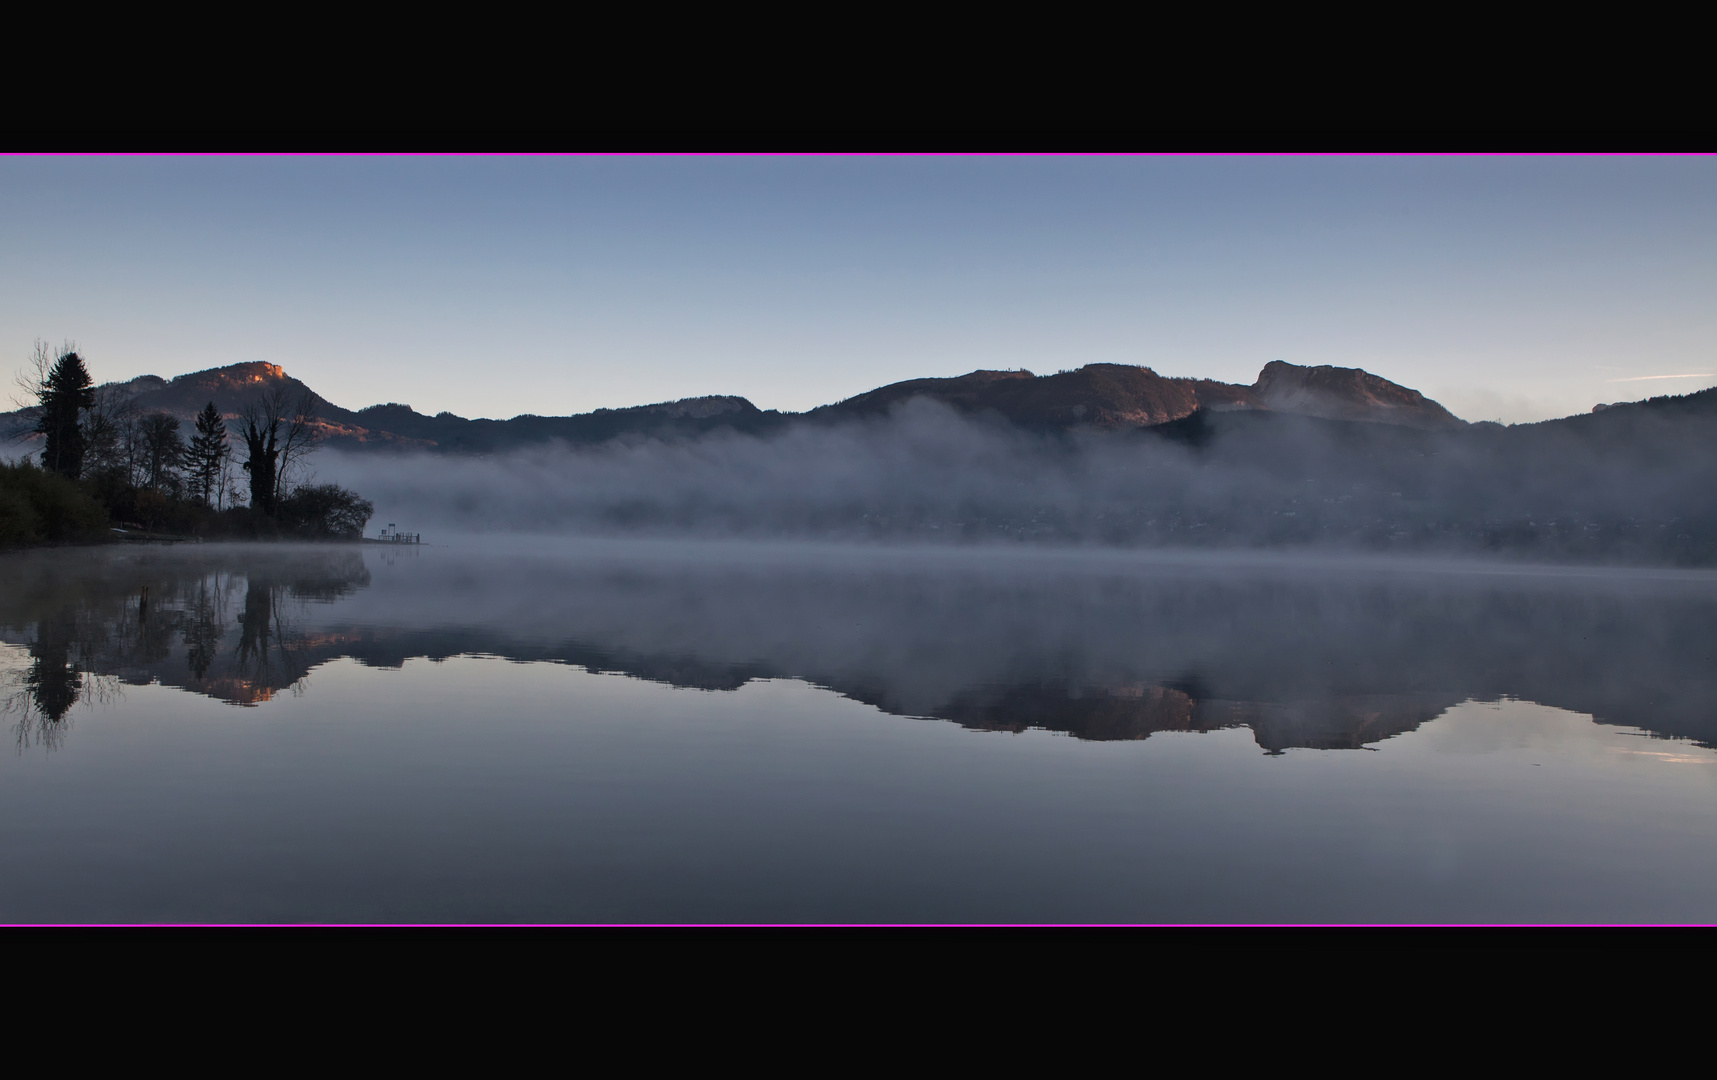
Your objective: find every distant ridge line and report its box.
[8,358,1709,455]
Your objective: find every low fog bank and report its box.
[320,400,1179,542]
[316,399,1717,564]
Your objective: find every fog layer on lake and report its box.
[314,399,1717,563]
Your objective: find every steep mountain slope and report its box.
[811,360,1461,431]
[1253,361,1465,430]
[809,364,1255,429]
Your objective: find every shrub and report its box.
[277,484,374,540]
[0,483,40,545]
[0,461,110,546]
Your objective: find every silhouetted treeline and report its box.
[3,345,372,548]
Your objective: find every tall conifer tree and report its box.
[34,350,95,479]
[188,402,228,506]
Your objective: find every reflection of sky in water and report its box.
[4,650,1717,923]
[4,542,1717,922]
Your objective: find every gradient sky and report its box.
[2,155,1712,424]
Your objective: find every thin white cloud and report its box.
[1605,374,1717,382]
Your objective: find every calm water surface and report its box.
[4,539,1716,922]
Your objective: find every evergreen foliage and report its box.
[187,402,228,506]
[34,350,95,478]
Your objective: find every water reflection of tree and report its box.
[5,677,72,750]
[233,577,310,692]
[134,589,177,669]
[0,549,370,744]
[25,615,83,722]
[183,575,228,682]
[4,611,122,751]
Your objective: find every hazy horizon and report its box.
[4,155,1715,425]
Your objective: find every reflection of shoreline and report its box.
[10,612,1683,756]
[933,682,1460,751]
[0,629,1479,753]
[0,547,370,741]
[7,544,1717,753]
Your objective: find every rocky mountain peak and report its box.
[1253,361,1465,430]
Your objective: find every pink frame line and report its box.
[1,922,1708,928]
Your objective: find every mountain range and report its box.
[4,358,1469,453]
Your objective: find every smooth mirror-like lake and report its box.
[5,540,1717,922]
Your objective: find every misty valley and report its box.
[4,541,1717,922]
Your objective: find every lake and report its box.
[4,539,1717,923]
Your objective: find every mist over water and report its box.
[319,400,1159,539]
[314,398,1717,563]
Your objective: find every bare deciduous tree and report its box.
[10,339,67,411]
[240,384,320,516]
[82,383,139,479]
[138,413,185,493]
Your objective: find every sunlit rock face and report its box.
[813,361,1466,433]
[811,365,1251,430]
[1253,360,1466,431]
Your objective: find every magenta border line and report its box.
[6,146,1708,931]
[2,922,1709,928]
[3,151,1716,158]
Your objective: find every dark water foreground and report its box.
[4,540,1717,922]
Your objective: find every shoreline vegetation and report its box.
[2,345,372,551]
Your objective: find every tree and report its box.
[33,348,95,479]
[138,413,184,493]
[278,484,374,539]
[239,384,318,516]
[186,402,228,507]
[216,444,240,511]
[81,383,139,481]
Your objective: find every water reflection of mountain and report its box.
[6,544,1716,753]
